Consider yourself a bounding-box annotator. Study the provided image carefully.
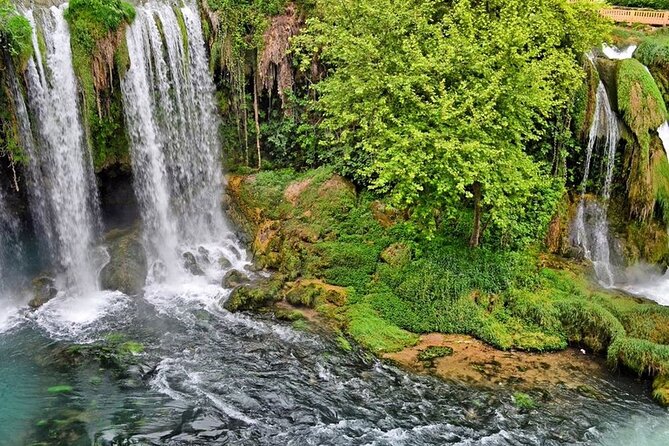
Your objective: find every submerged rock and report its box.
[28,275,58,309]
[100,228,148,295]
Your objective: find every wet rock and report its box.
[218,256,232,269]
[182,251,204,276]
[222,269,249,289]
[100,228,148,295]
[29,275,58,309]
[198,246,211,263]
[223,276,285,312]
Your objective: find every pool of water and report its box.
[1,276,669,446]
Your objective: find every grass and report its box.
[347,303,419,354]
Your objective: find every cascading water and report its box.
[602,43,637,60]
[571,81,619,287]
[122,1,243,284]
[0,186,26,333]
[21,6,102,294]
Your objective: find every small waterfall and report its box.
[122,2,231,278]
[21,6,102,294]
[602,43,637,60]
[658,122,669,160]
[572,81,620,287]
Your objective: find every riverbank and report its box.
[223,167,669,405]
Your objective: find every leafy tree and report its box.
[297,0,608,246]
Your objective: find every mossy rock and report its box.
[417,345,454,362]
[380,243,412,267]
[283,279,348,308]
[222,269,250,288]
[223,276,285,312]
[100,228,147,295]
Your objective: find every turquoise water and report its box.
[1,285,669,445]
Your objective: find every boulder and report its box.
[100,229,148,295]
[222,269,249,288]
[182,251,204,276]
[223,275,285,312]
[29,275,58,309]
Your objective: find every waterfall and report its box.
[122,2,230,279]
[21,6,102,294]
[0,188,21,295]
[571,81,619,287]
[601,43,637,60]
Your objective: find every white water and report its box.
[122,2,236,284]
[602,43,637,60]
[572,82,619,287]
[658,122,669,160]
[23,6,101,294]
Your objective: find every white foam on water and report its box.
[0,301,27,335]
[658,122,669,161]
[31,290,129,340]
[602,43,637,60]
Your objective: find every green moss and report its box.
[512,392,536,410]
[417,346,453,362]
[347,303,418,354]
[652,374,669,406]
[64,0,135,170]
[47,385,74,394]
[0,1,33,68]
[608,336,669,376]
[617,58,667,153]
[336,335,352,351]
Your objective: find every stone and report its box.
[182,251,204,276]
[222,269,249,289]
[218,256,232,269]
[29,275,58,309]
[100,228,148,295]
[223,276,284,312]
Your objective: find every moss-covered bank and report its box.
[224,168,669,405]
[64,0,135,171]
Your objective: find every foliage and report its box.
[0,0,33,67]
[346,303,419,353]
[611,0,669,8]
[417,345,453,362]
[512,392,537,410]
[64,0,135,170]
[296,0,608,246]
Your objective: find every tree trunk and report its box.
[469,181,482,248]
[253,70,262,169]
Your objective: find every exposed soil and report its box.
[384,333,609,392]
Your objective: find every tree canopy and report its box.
[297,0,608,246]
